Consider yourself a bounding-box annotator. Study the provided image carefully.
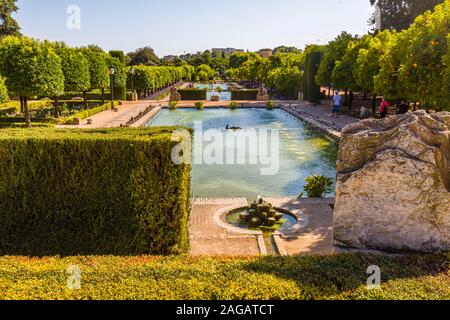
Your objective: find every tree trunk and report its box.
[328,85,331,99]
[54,96,60,118]
[372,95,377,114]
[20,96,24,114]
[343,88,349,107]
[24,97,31,128]
[349,91,354,110]
[83,91,88,110]
[101,88,105,105]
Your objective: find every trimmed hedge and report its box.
[0,253,448,300]
[231,89,258,100]
[179,89,207,100]
[59,102,116,124]
[0,122,55,129]
[0,127,192,256]
[0,116,57,124]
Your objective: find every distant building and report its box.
[211,48,245,57]
[257,49,273,58]
[163,55,177,61]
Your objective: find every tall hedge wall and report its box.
[0,127,191,256]
[231,90,258,101]
[178,89,207,100]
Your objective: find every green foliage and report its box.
[196,64,215,81]
[0,127,191,256]
[229,101,238,110]
[195,101,204,110]
[302,175,334,198]
[0,75,8,102]
[316,31,355,87]
[354,30,393,95]
[0,253,448,300]
[53,44,91,94]
[178,89,207,100]
[332,35,371,91]
[303,46,323,103]
[266,100,274,110]
[126,46,160,66]
[0,36,64,98]
[81,45,110,90]
[0,0,21,38]
[168,101,178,110]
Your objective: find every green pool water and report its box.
[146,108,338,199]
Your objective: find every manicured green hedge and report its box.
[0,253,448,300]
[179,89,207,100]
[0,116,57,124]
[0,127,192,256]
[231,89,258,100]
[60,102,114,124]
[0,122,55,129]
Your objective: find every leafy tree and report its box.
[81,45,110,104]
[107,55,126,100]
[229,52,256,69]
[354,30,394,112]
[375,1,450,110]
[0,0,21,38]
[315,31,355,95]
[127,47,160,66]
[0,36,64,126]
[443,35,450,111]
[369,0,444,31]
[196,64,214,81]
[273,46,300,54]
[53,43,91,112]
[332,35,371,108]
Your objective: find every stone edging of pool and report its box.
[213,201,309,256]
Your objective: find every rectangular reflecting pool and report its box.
[194,83,232,101]
[146,108,338,199]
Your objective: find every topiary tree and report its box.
[0,36,64,126]
[81,45,110,104]
[53,43,91,114]
[107,55,126,100]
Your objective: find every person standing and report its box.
[332,91,342,118]
[379,97,390,118]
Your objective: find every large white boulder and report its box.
[334,110,450,252]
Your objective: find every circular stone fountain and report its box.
[225,196,298,232]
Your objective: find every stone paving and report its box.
[190,198,263,257]
[190,197,338,257]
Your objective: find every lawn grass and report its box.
[0,253,448,300]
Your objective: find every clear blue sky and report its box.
[16,0,373,57]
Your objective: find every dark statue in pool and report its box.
[240,196,283,228]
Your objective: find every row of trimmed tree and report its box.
[0,36,194,126]
[315,1,450,112]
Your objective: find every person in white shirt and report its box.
[332,91,342,118]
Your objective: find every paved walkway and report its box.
[282,102,359,140]
[56,101,161,129]
[190,198,263,257]
[189,197,338,257]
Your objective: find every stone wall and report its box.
[334,110,450,253]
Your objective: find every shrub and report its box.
[302,175,334,198]
[229,101,238,110]
[195,101,204,110]
[169,101,178,110]
[231,89,258,100]
[60,102,113,124]
[178,89,207,100]
[0,127,191,256]
[266,100,274,110]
